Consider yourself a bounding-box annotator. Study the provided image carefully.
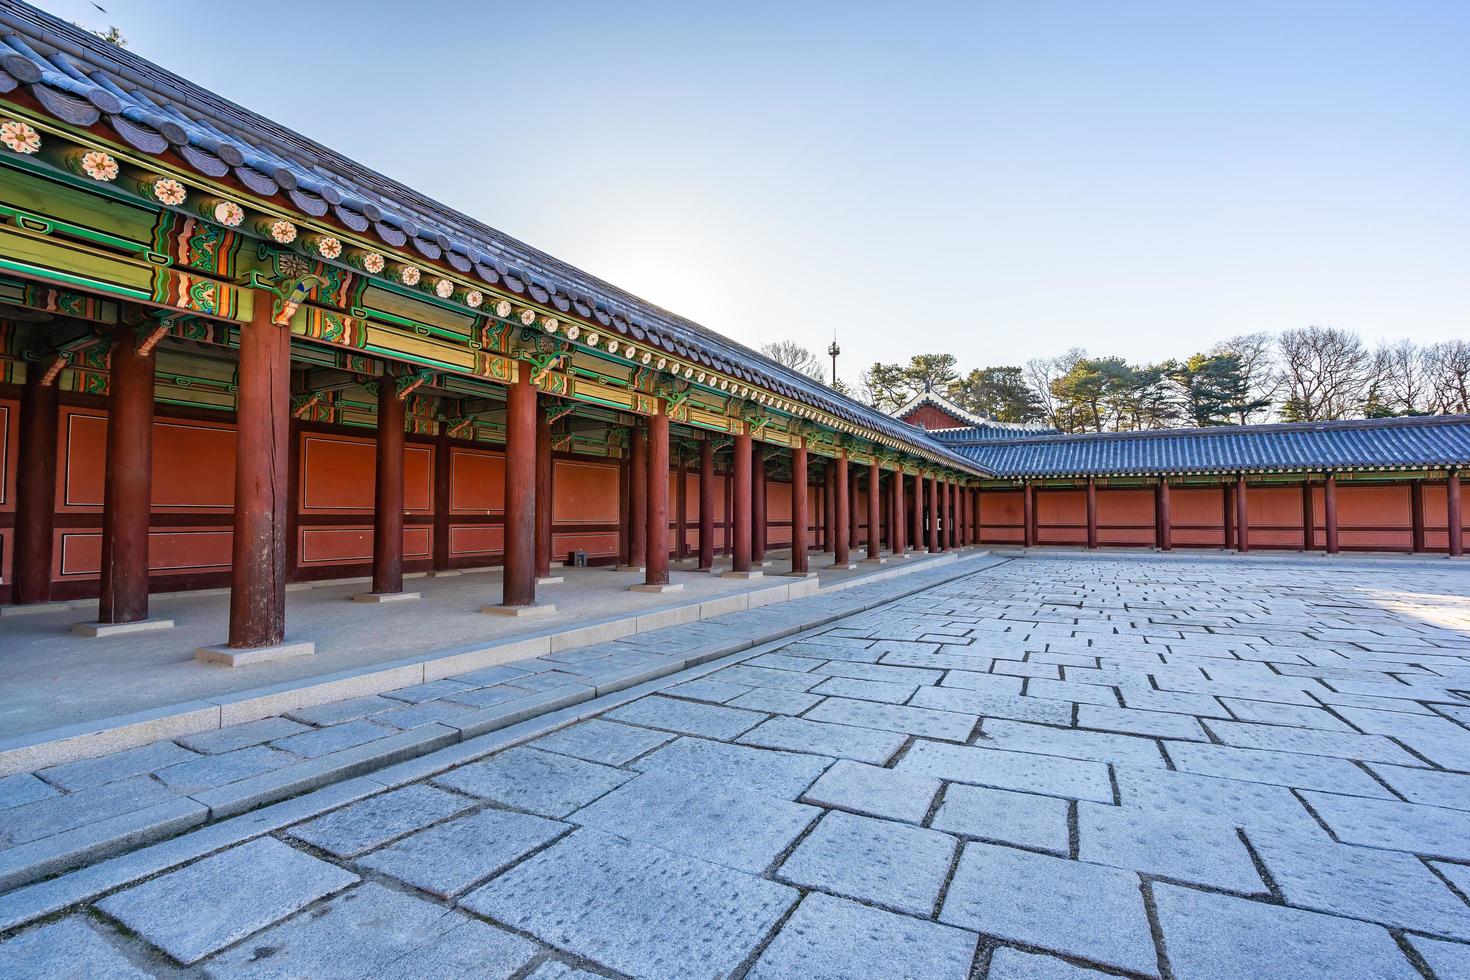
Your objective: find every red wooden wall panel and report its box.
[978,489,1024,543]
[1096,488,1154,546]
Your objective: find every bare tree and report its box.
[1025,348,1084,430]
[759,341,824,381]
[1371,340,1433,416]
[1212,332,1280,423]
[1276,326,1373,421]
[1424,340,1470,414]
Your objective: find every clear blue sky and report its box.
[41,0,1470,387]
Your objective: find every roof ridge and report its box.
[951,413,1470,446]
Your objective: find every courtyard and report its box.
[0,554,1467,977]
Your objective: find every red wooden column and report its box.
[1410,480,1426,554]
[209,295,309,659]
[1301,480,1315,551]
[534,400,553,579]
[935,479,945,550]
[927,475,940,553]
[958,486,969,547]
[358,373,413,602]
[909,474,922,553]
[698,436,715,570]
[640,404,673,589]
[1222,483,1235,550]
[13,363,59,605]
[1085,478,1098,550]
[790,441,810,575]
[834,450,852,567]
[1022,481,1036,547]
[494,367,540,611]
[887,470,899,555]
[731,429,753,574]
[848,462,860,551]
[866,459,881,560]
[1236,475,1250,553]
[955,482,964,548]
[1448,470,1463,558]
[432,421,451,573]
[945,479,955,549]
[823,461,835,553]
[675,455,688,560]
[751,442,767,565]
[624,424,647,571]
[972,486,982,545]
[1324,473,1340,555]
[1157,478,1172,551]
[89,323,162,631]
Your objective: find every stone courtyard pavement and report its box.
[3,556,1470,979]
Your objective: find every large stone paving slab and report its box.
[432,747,633,817]
[631,735,833,797]
[358,806,568,897]
[940,842,1158,977]
[777,810,957,916]
[529,718,674,766]
[738,715,908,764]
[0,917,152,979]
[604,695,766,739]
[1302,791,1470,861]
[1151,883,1418,979]
[1077,801,1265,893]
[285,784,475,857]
[896,740,1114,803]
[203,881,529,978]
[748,892,978,979]
[97,837,358,965]
[1249,831,1470,939]
[571,770,819,873]
[461,829,796,979]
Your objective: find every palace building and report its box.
[0,4,1466,662]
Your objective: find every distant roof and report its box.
[944,415,1470,478]
[894,390,1057,439]
[0,3,983,474]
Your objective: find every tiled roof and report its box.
[945,415,1470,478]
[929,423,1059,442]
[0,3,982,473]
[894,390,1057,437]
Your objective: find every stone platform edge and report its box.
[0,550,981,777]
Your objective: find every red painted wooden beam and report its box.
[1157,478,1172,551]
[887,470,899,555]
[1324,474,1340,555]
[645,406,671,586]
[834,451,851,566]
[791,441,809,574]
[1410,480,1426,554]
[1086,478,1098,550]
[501,368,537,607]
[98,323,155,623]
[698,437,715,570]
[534,400,553,579]
[1448,471,1463,558]
[228,295,293,648]
[733,431,752,572]
[1236,475,1250,553]
[1022,482,1035,548]
[12,362,60,604]
[752,442,767,564]
[1301,480,1314,552]
[867,460,881,560]
[627,424,647,569]
[927,475,939,553]
[370,374,406,596]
